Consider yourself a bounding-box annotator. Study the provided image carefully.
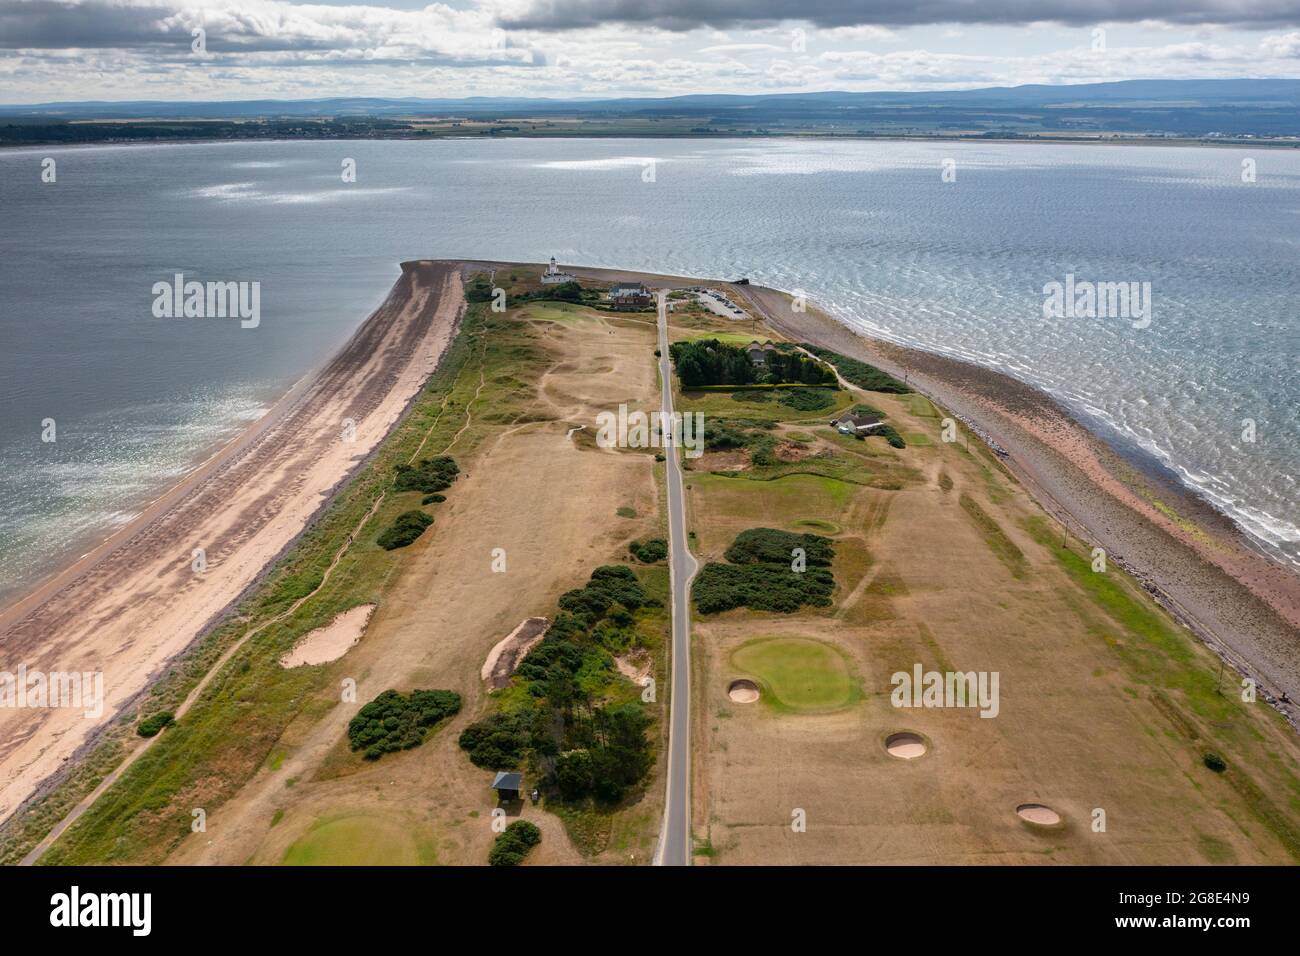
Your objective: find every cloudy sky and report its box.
[4,0,1300,104]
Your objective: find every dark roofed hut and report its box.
[492,771,523,802]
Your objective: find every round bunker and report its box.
[1016,803,1062,826]
[884,732,928,759]
[728,679,760,704]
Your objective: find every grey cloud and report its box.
[0,0,547,67]
[0,1,176,49]
[499,0,1300,31]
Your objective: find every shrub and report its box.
[877,424,907,449]
[692,527,837,614]
[465,278,494,303]
[459,711,538,769]
[377,510,433,550]
[630,538,668,563]
[489,820,542,866]
[802,344,911,393]
[777,387,836,412]
[347,688,461,760]
[670,339,835,388]
[725,528,834,567]
[692,562,835,614]
[1203,752,1227,773]
[394,455,459,494]
[137,711,175,738]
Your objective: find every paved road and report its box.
[653,290,699,867]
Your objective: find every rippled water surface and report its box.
[1,137,1297,600]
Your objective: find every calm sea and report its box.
[1,137,1297,601]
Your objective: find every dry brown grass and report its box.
[688,365,1300,865]
[167,297,668,866]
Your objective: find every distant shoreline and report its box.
[4,131,1296,152]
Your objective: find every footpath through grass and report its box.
[8,299,547,865]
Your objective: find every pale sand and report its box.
[279,605,374,668]
[0,261,464,825]
[616,652,653,685]
[481,617,549,689]
[1016,804,1062,826]
[885,732,928,759]
[727,679,760,704]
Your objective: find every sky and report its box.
[4,0,1300,104]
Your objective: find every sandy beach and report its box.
[0,260,463,825]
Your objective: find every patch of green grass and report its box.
[281,815,437,866]
[731,638,858,714]
[959,493,1026,579]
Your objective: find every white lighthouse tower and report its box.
[540,255,575,285]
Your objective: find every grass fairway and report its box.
[281,815,436,866]
[731,638,857,713]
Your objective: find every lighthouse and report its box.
[540,256,575,285]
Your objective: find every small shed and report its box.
[492,771,523,801]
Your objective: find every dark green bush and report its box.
[394,455,459,494]
[630,538,668,563]
[422,493,447,505]
[1203,752,1227,773]
[802,344,911,393]
[459,711,539,769]
[692,527,837,614]
[724,528,834,566]
[347,688,461,760]
[693,563,835,614]
[777,387,836,412]
[377,509,433,550]
[488,820,542,866]
[137,711,175,738]
[670,339,835,388]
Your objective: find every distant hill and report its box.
[7,79,1300,118]
[4,79,1300,144]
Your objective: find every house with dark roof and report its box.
[746,340,777,366]
[831,412,884,435]
[608,282,652,310]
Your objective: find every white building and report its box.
[540,257,577,285]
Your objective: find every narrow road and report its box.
[654,289,698,867]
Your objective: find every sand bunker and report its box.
[1016,803,1062,826]
[728,679,760,704]
[279,605,374,668]
[482,617,550,689]
[884,732,928,759]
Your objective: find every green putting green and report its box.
[281,814,437,866]
[731,638,857,713]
